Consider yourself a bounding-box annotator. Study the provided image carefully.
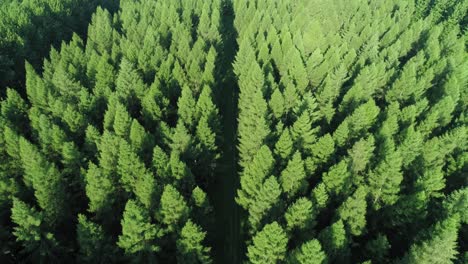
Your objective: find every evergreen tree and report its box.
[319,220,349,263]
[178,85,197,128]
[11,198,59,261]
[237,145,275,210]
[77,214,114,263]
[280,151,306,198]
[337,186,368,236]
[401,215,461,264]
[247,222,288,264]
[285,197,315,232]
[248,176,282,232]
[274,128,294,161]
[117,200,159,257]
[289,239,327,264]
[18,137,66,224]
[158,185,189,232]
[368,150,403,209]
[85,162,116,217]
[176,220,212,264]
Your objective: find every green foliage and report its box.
[280,151,306,198]
[401,215,461,264]
[0,0,467,262]
[117,200,160,255]
[337,187,368,236]
[319,220,349,262]
[289,239,327,264]
[77,214,114,263]
[176,220,212,264]
[159,185,189,232]
[247,222,288,264]
[11,198,59,260]
[285,197,315,232]
[18,137,66,224]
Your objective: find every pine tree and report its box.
[11,198,59,260]
[117,140,147,192]
[98,131,121,176]
[274,128,294,161]
[1,88,29,132]
[269,88,285,120]
[401,215,461,264]
[171,122,193,156]
[77,214,114,263]
[237,145,275,210]
[176,220,212,264]
[368,150,403,209]
[285,197,315,232]
[129,119,151,157]
[178,85,197,128]
[18,137,66,224]
[337,186,368,236]
[247,222,288,264]
[152,146,170,180]
[289,239,327,264]
[319,220,349,263]
[118,200,159,258]
[248,176,282,231]
[280,151,306,198]
[134,173,157,210]
[85,162,116,216]
[312,183,330,211]
[348,136,375,173]
[365,234,390,263]
[290,112,317,150]
[113,103,132,138]
[322,159,352,198]
[158,185,189,232]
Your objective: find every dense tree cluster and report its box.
[0,0,119,92]
[0,0,221,262]
[0,0,467,263]
[234,0,467,263]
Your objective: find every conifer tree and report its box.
[337,186,368,236]
[401,215,461,264]
[237,145,275,210]
[274,128,294,161]
[84,162,116,216]
[113,103,132,138]
[319,220,349,263]
[289,239,327,264]
[118,200,159,257]
[11,198,59,260]
[285,197,315,232]
[18,137,66,224]
[248,176,282,232]
[176,220,212,264]
[368,150,403,209]
[178,85,197,128]
[280,151,306,198]
[247,222,288,264]
[159,185,189,232]
[77,214,114,263]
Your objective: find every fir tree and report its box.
[118,200,159,258]
[280,151,306,198]
[289,239,327,264]
[176,220,212,264]
[158,185,189,232]
[247,222,288,264]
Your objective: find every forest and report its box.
[0,0,466,263]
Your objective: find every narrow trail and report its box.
[209,1,242,263]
